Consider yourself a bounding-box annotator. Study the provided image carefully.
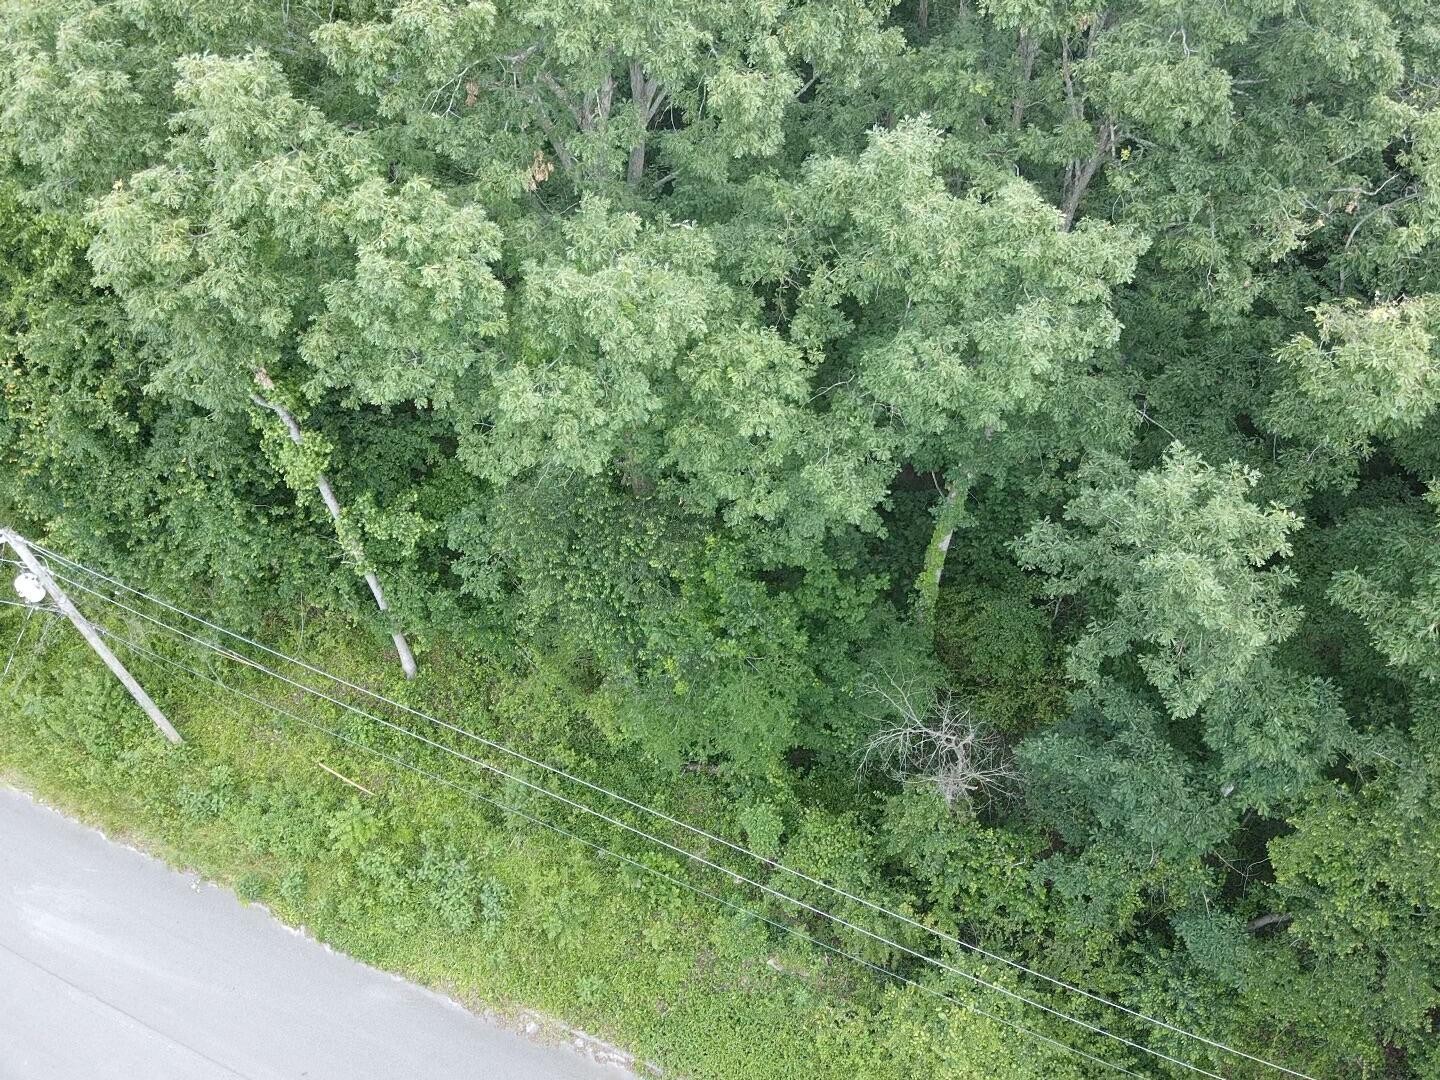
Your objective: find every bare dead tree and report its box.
[858,671,1016,811]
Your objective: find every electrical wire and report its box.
[22,541,1244,1058]
[33,541,1317,1079]
[91,622,1145,1079]
[1,606,33,680]
[52,566,1216,1078]
[43,548,1305,1077]
[37,543,1321,1080]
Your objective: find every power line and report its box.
[1,606,33,680]
[22,544,1206,1043]
[42,549,1295,1077]
[53,566,1219,1077]
[34,542,1315,1078]
[52,565,1214,1078]
[91,621,1144,1079]
[38,544,1320,1080]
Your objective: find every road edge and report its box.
[0,777,660,1078]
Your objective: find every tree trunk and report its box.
[251,375,417,679]
[1012,31,1037,128]
[627,63,664,189]
[1246,913,1293,935]
[627,141,647,188]
[914,478,971,624]
[1057,21,1114,231]
[1060,153,1103,231]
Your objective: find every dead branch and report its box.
[858,674,1017,811]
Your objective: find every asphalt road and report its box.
[0,786,631,1080]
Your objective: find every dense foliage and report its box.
[1,1,1437,1076]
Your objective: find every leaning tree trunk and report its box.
[251,373,418,679]
[914,476,973,625]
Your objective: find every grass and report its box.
[0,604,1084,1079]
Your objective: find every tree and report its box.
[86,53,506,673]
[1329,490,1440,685]
[1015,444,1300,718]
[1264,715,1440,1076]
[312,0,900,195]
[0,183,332,619]
[1268,297,1440,490]
[0,0,302,208]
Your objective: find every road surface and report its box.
[0,786,632,1080]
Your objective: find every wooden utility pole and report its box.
[1,529,183,744]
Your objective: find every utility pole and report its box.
[1,529,182,744]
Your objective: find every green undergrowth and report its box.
[0,607,1084,1080]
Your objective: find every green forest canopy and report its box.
[1,1,1438,1076]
